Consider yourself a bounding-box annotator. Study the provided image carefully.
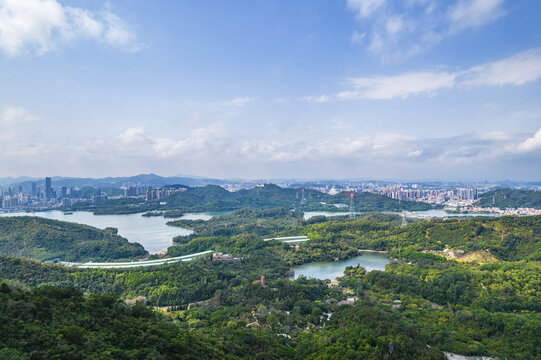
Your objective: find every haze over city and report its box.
[1,0,540,180]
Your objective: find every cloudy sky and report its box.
[0,0,540,180]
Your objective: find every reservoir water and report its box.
[0,211,218,254]
[303,209,500,220]
[293,252,389,280]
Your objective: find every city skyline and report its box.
[3,174,541,218]
[1,0,540,180]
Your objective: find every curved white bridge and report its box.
[72,250,213,269]
[263,236,309,244]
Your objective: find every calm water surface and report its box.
[294,252,389,280]
[0,211,218,254]
[303,210,500,220]
[178,212,231,220]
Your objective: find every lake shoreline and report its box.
[0,210,215,254]
[293,252,389,280]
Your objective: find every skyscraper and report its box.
[31,182,37,198]
[45,177,52,200]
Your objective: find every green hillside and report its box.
[305,215,541,261]
[0,217,147,262]
[0,214,540,358]
[0,285,224,359]
[164,184,432,212]
[67,183,433,215]
[475,189,541,209]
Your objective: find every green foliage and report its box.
[0,211,539,359]
[0,217,147,262]
[0,242,290,307]
[296,301,446,360]
[169,207,304,240]
[69,197,149,215]
[475,188,541,209]
[0,285,225,359]
[69,183,432,214]
[307,215,541,261]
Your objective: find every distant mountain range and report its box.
[0,176,39,185]
[1,174,540,190]
[0,174,234,189]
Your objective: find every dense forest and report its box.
[168,207,304,243]
[166,210,402,259]
[65,183,433,214]
[304,215,541,261]
[0,217,147,262]
[475,188,541,209]
[0,213,539,358]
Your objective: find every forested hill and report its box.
[475,189,541,209]
[0,214,540,358]
[0,217,147,262]
[0,285,226,359]
[161,183,432,212]
[69,183,432,214]
[305,215,541,262]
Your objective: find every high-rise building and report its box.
[31,182,37,198]
[61,186,67,198]
[456,188,478,200]
[45,177,52,200]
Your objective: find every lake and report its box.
[303,209,500,220]
[0,211,218,254]
[293,252,389,280]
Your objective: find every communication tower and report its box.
[347,192,357,218]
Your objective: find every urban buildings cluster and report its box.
[459,206,541,216]
[1,177,539,216]
[145,187,187,201]
[0,177,106,210]
[0,178,194,210]
[370,187,478,205]
[304,183,480,206]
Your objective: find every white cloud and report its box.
[102,10,138,49]
[0,0,139,56]
[299,95,330,103]
[1,122,540,178]
[341,71,457,99]
[66,7,104,38]
[407,150,423,158]
[0,106,37,124]
[385,16,404,35]
[311,47,541,100]
[118,128,148,145]
[515,128,541,153]
[462,48,541,87]
[346,0,507,60]
[351,30,366,45]
[478,131,510,141]
[347,0,386,18]
[448,0,505,33]
[114,124,230,160]
[223,97,256,107]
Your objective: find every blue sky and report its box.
[0,0,540,180]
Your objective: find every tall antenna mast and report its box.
[347,191,356,218]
